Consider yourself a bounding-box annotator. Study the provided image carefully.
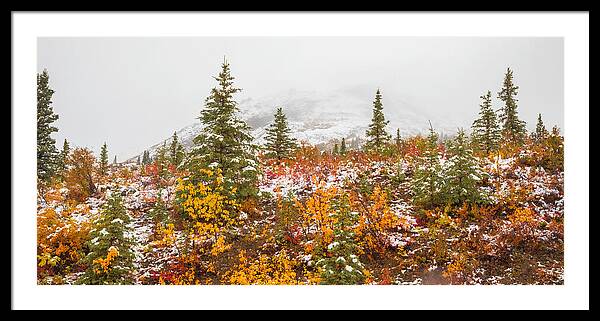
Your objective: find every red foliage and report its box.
[379,268,392,285]
[284,224,303,245]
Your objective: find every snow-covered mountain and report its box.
[128,89,460,161]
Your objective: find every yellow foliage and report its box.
[509,207,536,226]
[294,182,338,251]
[354,186,400,254]
[210,235,232,256]
[443,252,478,284]
[37,252,60,267]
[92,246,119,275]
[303,267,322,285]
[176,168,239,255]
[223,249,299,285]
[152,223,176,248]
[37,206,91,276]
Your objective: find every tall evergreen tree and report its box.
[532,113,549,143]
[99,142,109,176]
[443,129,487,205]
[411,124,444,209]
[169,131,185,167]
[77,193,135,285]
[471,91,501,154]
[340,137,347,155]
[333,143,339,155]
[498,68,527,145]
[142,150,149,165]
[37,69,60,183]
[264,107,298,160]
[57,139,70,176]
[190,58,259,199]
[364,89,391,152]
[140,152,147,175]
[136,155,140,165]
[113,155,117,164]
[154,142,170,183]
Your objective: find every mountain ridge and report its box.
[126,89,460,162]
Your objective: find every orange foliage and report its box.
[223,249,299,285]
[37,205,91,279]
[64,148,97,201]
[92,246,119,275]
[353,186,401,254]
[294,181,338,252]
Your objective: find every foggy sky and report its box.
[37,37,563,161]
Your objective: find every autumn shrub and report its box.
[294,181,338,255]
[540,131,564,173]
[274,191,303,245]
[443,251,479,284]
[418,209,462,268]
[505,207,538,248]
[152,222,176,248]
[174,168,239,281]
[37,205,91,283]
[223,249,299,285]
[176,168,239,248]
[159,252,202,285]
[353,185,401,255]
[64,148,98,202]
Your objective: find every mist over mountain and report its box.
[130,89,460,161]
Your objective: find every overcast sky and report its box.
[38,37,563,160]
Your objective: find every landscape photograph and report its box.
[35,36,565,286]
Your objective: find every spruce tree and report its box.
[395,129,401,148]
[113,155,117,165]
[142,150,149,165]
[498,68,527,145]
[99,142,109,176]
[443,129,487,205]
[315,196,366,285]
[340,138,347,155]
[37,69,60,183]
[190,59,259,199]
[411,124,444,209]
[333,143,339,155]
[150,190,170,224]
[77,193,135,285]
[471,91,501,155]
[532,113,549,143]
[264,107,298,160]
[154,142,170,183]
[169,131,185,167]
[57,139,70,176]
[140,152,146,175]
[136,155,140,165]
[364,89,391,152]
